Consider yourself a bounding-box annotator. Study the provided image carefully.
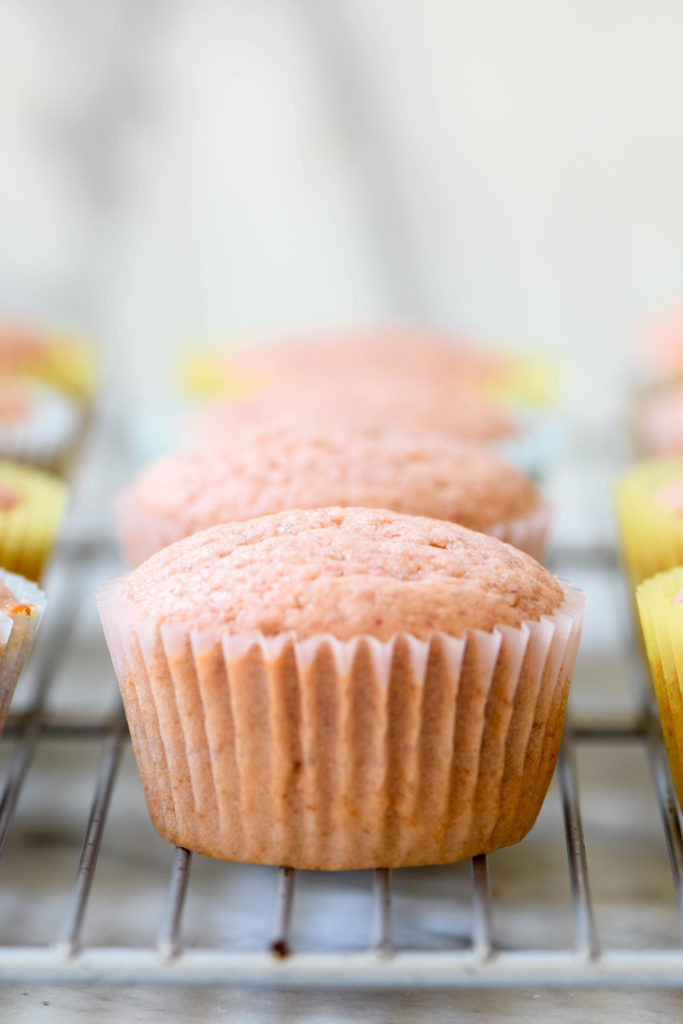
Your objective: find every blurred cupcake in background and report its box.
[181,327,559,407]
[633,381,683,457]
[179,328,563,479]
[0,461,68,581]
[182,328,505,400]
[186,377,559,481]
[631,303,683,389]
[116,417,550,567]
[0,377,83,472]
[188,374,517,445]
[615,457,683,587]
[0,319,97,404]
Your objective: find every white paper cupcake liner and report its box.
[0,569,46,727]
[97,579,585,870]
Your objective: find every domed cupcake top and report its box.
[227,328,503,389]
[121,420,539,537]
[190,371,517,445]
[119,507,563,641]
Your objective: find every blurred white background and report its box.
[1,0,682,419]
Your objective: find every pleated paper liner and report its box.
[637,568,683,806]
[614,457,683,588]
[0,461,68,582]
[115,490,552,570]
[0,569,46,730]
[97,580,585,870]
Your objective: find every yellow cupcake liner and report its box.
[24,333,98,403]
[637,567,683,805]
[179,350,258,400]
[481,354,562,409]
[614,457,683,588]
[0,461,68,581]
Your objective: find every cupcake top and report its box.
[0,321,96,401]
[121,420,539,539]
[119,507,563,641]
[638,384,683,456]
[634,307,683,381]
[227,328,503,390]
[0,323,49,371]
[189,372,517,445]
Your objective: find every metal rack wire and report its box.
[0,533,682,989]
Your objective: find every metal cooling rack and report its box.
[0,531,682,990]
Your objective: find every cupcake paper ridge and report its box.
[96,576,585,869]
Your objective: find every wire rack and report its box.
[0,514,682,989]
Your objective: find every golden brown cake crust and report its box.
[119,506,562,640]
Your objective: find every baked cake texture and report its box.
[116,421,548,566]
[98,507,585,870]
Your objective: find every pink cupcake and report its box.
[634,382,683,457]
[188,375,518,447]
[183,327,505,400]
[97,507,585,870]
[116,419,549,566]
[634,306,683,385]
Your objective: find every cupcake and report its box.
[614,458,683,586]
[188,376,560,481]
[0,320,97,403]
[181,328,559,409]
[0,377,83,471]
[181,328,505,401]
[633,305,683,386]
[116,420,550,567]
[637,567,683,805]
[0,461,68,581]
[633,382,683,457]
[0,569,46,730]
[189,376,518,447]
[97,507,585,870]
